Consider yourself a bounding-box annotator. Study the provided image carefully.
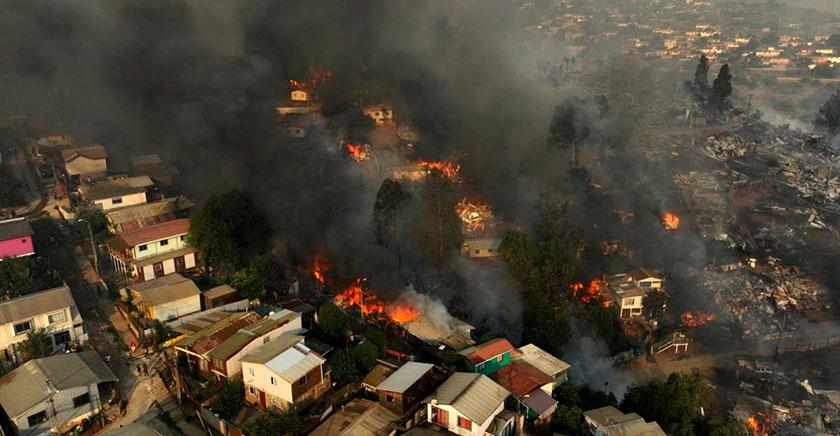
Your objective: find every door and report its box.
[434,407,448,427]
[174,256,185,272]
[153,262,164,278]
[259,390,267,409]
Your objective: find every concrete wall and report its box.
[93,191,147,211]
[133,234,189,260]
[427,401,503,436]
[243,362,294,406]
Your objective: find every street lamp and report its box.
[78,218,99,277]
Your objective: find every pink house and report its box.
[0,218,35,259]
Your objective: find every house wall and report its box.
[12,383,104,436]
[460,239,501,259]
[242,362,294,405]
[137,252,196,282]
[471,351,510,375]
[148,295,200,321]
[65,157,106,177]
[0,236,35,259]
[427,401,503,436]
[93,192,147,211]
[222,317,303,378]
[0,305,82,364]
[132,234,188,260]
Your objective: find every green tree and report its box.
[373,178,412,263]
[693,54,710,93]
[643,289,669,320]
[581,304,630,353]
[816,89,840,136]
[354,341,380,371]
[19,329,52,361]
[230,254,286,301]
[416,171,461,264]
[76,206,109,238]
[710,64,733,113]
[187,190,272,274]
[243,407,307,436]
[621,373,705,436]
[317,304,350,339]
[0,257,59,299]
[211,380,244,420]
[329,348,360,387]
[0,166,25,209]
[552,405,586,435]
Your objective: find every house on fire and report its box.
[0,352,117,436]
[363,105,394,125]
[174,310,304,380]
[583,405,666,436]
[425,372,515,436]
[459,338,515,375]
[241,335,331,411]
[376,362,438,418]
[105,218,196,282]
[605,268,663,318]
[0,285,86,367]
[0,218,34,260]
[77,175,154,211]
[125,273,201,322]
[60,144,107,183]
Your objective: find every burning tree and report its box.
[288,66,333,90]
[570,278,609,306]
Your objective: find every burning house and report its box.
[362,105,395,125]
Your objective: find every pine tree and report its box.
[816,89,840,136]
[710,64,733,112]
[693,54,710,91]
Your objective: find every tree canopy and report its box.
[415,171,461,264]
[229,254,287,301]
[710,64,733,113]
[211,380,244,420]
[816,89,840,136]
[373,178,412,262]
[0,257,61,299]
[19,329,53,361]
[0,166,25,209]
[187,190,272,273]
[242,404,310,436]
[317,304,350,339]
[693,54,710,93]
[621,372,705,436]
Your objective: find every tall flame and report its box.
[662,212,680,230]
[334,278,421,323]
[571,278,609,306]
[746,412,771,435]
[312,252,330,285]
[387,303,420,323]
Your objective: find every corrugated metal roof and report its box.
[206,313,300,361]
[110,218,189,249]
[0,285,76,325]
[61,144,106,161]
[128,273,200,307]
[105,196,193,228]
[425,372,510,425]
[202,284,237,300]
[174,312,252,346]
[0,218,33,241]
[520,388,557,415]
[515,344,571,378]
[584,406,667,436]
[362,364,395,389]
[310,399,398,436]
[376,362,434,393]
[78,176,152,201]
[459,338,514,364]
[496,361,554,398]
[241,335,324,383]
[0,351,116,418]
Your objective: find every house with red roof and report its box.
[105,218,196,282]
[458,338,515,375]
[496,360,558,423]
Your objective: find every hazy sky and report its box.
[782,0,840,14]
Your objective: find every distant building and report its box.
[0,286,87,366]
[61,144,107,181]
[125,273,201,321]
[242,335,331,411]
[460,238,502,259]
[77,176,154,211]
[583,405,666,436]
[0,352,117,436]
[424,372,514,436]
[459,338,515,375]
[105,218,196,282]
[0,218,34,259]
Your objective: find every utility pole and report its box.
[78,218,99,277]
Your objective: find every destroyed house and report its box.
[376,362,437,417]
[126,273,201,321]
[362,105,394,125]
[496,361,557,422]
[104,196,193,233]
[241,335,331,411]
[459,338,515,375]
[77,176,154,211]
[0,218,34,259]
[61,144,107,180]
[174,312,261,377]
[425,372,514,436]
[106,218,196,282]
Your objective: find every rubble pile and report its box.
[753,257,831,317]
[702,134,752,161]
[673,170,731,239]
[456,199,495,235]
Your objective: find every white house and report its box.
[77,176,154,211]
[605,268,663,318]
[105,218,196,282]
[0,286,87,366]
[126,273,201,321]
[61,145,107,180]
[425,372,515,436]
[0,352,117,436]
[242,335,330,411]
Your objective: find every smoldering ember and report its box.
[2,1,840,436]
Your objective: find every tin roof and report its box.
[514,344,571,378]
[242,335,325,383]
[362,364,395,389]
[0,218,33,241]
[520,388,557,416]
[202,284,237,300]
[458,338,514,364]
[0,285,76,325]
[110,218,189,248]
[105,196,193,232]
[206,311,301,362]
[310,399,399,436]
[182,313,261,355]
[425,372,510,425]
[128,273,200,307]
[584,406,667,435]
[78,176,153,201]
[61,144,106,162]
[495,361,554,398]
[0,351,116,418]
[376,362,434,393]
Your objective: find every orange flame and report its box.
[289,67,333,90]
[662,212,680,230]
[334,279,422,323]
[571,278,609,306]
[746,412,771,435]
[312,252,330,285]
[681,311,716,327]
[416,159,461,179]
[345,143,370,162]
[456,198,493,234]
[387,303,420,323]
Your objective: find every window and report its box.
[27,411,47,427]
[214,359,224,371]
[496,355,504,363]
[13,321,31,335]
[487,248,493,253]
[385,394,395,403]
[160,239,169,246]
[640,281,652,287]
[297,376,306,386]
[200,359,208,371]
[48,311,66,324]
[270,376,276,385]
[458,416,472,430]
[21,238,27,243]
[180,235,185,241]
[154,263,163,272]
[112,197,123,205]
[626,298,635,306]
[249,386,256,395]
[248,368,255,377]
[73,393,90,408]
[474,249,480,254]
[138,244,148,252]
